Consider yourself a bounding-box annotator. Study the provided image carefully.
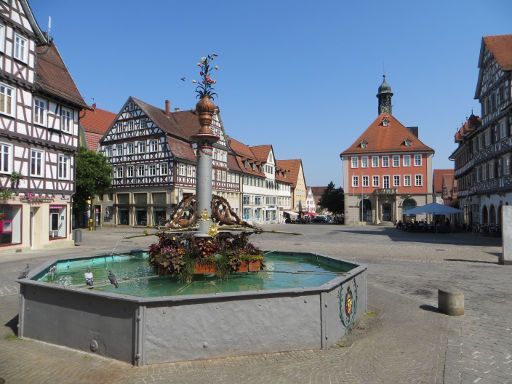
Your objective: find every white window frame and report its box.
[371,156,379,168]
[414,154,422,166]
[404,175,411,187]
[361,156,368,168]
[116,144,123,156]
[382,156,389,167]
[372,175,379,187]
[178,163,186,176]
[0,82,15,117]
[352,175,359,188]
[30,149,44,177]
[392,155,400,167]
[137,141,146,154]
[126,165,134,178]
[351,157,358,168]
[0,24,4,53]
[150,139,158,152]
[57,154,70,180]
[127,143,134,155]
[34,97,47,126]
[415,174,423,186]
[137,165,145,177]
[160,162,168,175]
[393,175,400,187]
[0,142,12,174]
[13,33,28,63]
[114,166,123,179]
[148,164,157,176]
[403,155,411,167]
[60,107,73,133]
[383,175,390,189]
[362,175,369,187]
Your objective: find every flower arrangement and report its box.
[192,53,219,100]
[149,231,264,282]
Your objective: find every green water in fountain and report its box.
[36,252,356,297]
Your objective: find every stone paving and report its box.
[0,225,510,383]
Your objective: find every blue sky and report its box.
[32,1,511,187]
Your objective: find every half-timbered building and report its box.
[450,35,512,229]
[0,0,87,250]
[229,138,292,224]
[340,76,434,225]
[99,97,242,226]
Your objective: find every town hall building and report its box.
[340,77,434,225]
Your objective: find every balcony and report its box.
[374,188,397,195]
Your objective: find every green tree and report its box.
[74,148,112,225]
[318,181,344,215]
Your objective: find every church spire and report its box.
[377,75,393,115]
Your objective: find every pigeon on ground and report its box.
[108,270,118,288]
[18,264,30,279]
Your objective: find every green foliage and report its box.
[74,148,112,214]
[0,189,13,200]
[318,181,345,215]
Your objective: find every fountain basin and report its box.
[17,251,367,365]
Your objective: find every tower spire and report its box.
[377,75,393,115]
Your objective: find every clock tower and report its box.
[377,75,393,114]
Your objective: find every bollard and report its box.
[73,229,82,246]
[438,287,464,316]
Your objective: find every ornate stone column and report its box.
[191,96,219,236]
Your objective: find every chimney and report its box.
[174,107,180,112]
[92,103,96,111]
[407,126,418,138]
[165,99,170,116]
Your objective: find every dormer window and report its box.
[404,139,412,147]
[360,139,368,149]
[382,118,389,127]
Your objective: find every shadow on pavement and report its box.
[4,314,18,336]
[445,258,499,265]
[419,304,439,313]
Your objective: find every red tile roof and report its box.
[483,35,512,70]
[454,114,481,142]
[311,186,327,205]
[341,113,434,156]
[35,43,87,109]
[250,145,272,162]
[433,169,454,193]
[229,138,265,177]
[167,137,196,162]
[275,159,303,188]
[85,132,103,151]
[229,138,256,159]
[81,107,116,135]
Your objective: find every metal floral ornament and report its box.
[193,53,219,100]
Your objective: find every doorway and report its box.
[382,203,392,221]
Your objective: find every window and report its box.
[0,82,15,116]
[0,24,5,53]
[147,164,156,176]
[127,143,134,155]
[58,154,70,180]
[178,163,186,176]
[105,146,112,158]
[404,175,411,186]
[60,108,72,132]
[372,156,379,167]
[415,174,423,186]
[361,156,368,168]
[150,140,158,152]
[34,98,47,126]
[393,175,400,187]
[362,176,369,187]
[49,206,66,239]
[0,143,12,173]
[137,165,145,177]
[372,175,379,187]
[382,156,389,167]
[160,162,168,175]
[138,141,146,153]
[126,165,134,178]
[403,155,411,167]
[14,33,28,63]
[30,149,44,177]
[116,144,123,156]
[254,196,262,205]
[352,176,359,187]
[243,194,250,205]
[383,176,390,189]
[414,154,422,166]
[114,166,123,179]
[392,155,400,167]
[351,157,358,168]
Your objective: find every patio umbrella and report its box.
[403,202,461,215]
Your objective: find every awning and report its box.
[283,211,299,218]
[404,202,461,216]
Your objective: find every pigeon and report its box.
[180,77,186,82]
[18,264,30,279]
[108,270,118,288]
